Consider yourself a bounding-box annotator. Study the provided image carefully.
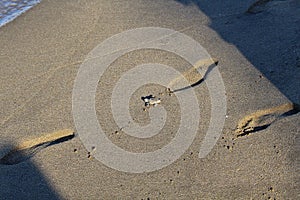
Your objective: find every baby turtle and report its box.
[141,95,161,107]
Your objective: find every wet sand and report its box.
[0,0,299,199]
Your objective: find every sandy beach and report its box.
[0,0,299,199]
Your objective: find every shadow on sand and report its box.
[176,0,300,104]
[0,143,62,200]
